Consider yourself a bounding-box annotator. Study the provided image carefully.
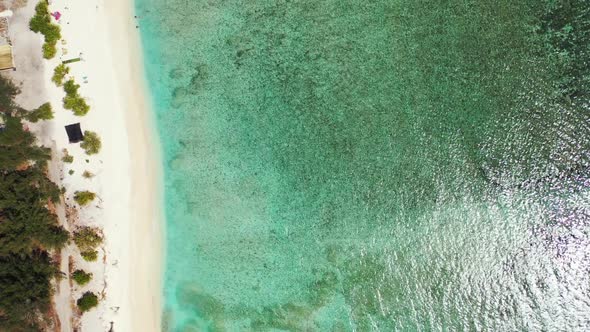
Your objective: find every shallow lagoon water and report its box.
[136,0,590,330]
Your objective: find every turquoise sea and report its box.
[136,0,590,330]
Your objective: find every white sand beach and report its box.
[6,0,162,331]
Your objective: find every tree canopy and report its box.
[0,115,51,170]
[0,251,58,330]
[0,75,69,330]
[25,102,54,123]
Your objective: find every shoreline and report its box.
[103,0,164,330]
[106,0,165,331]
[7,0,163,330]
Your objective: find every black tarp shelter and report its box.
[65,123,84,143]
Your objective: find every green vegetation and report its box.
[74,227,102,262]
[42,42,56,59]
[51,64,69,87]
[73,227,102,252]
[0,73,18,110]
[25,102,53,123]
[68,169,74,175]
[0,75,69,330]
[61,149,73,163]
[0,252,61,330]
[71,269,92,285]
[76,292,99,312]
[80,250,98,262]
[62,79,90,116]
[73,191,96,206]
[80,131,101,155]
[63,79,78,95]
[0,115,52,170]
[82,170,94,178]
[0,169,67,255]
[29,1,61,59]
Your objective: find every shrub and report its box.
[80,131,101,155]
[62,80,90,116]
[73,227,103,251]
[76,292,99,312]
[66,96,90,116]
[71,270,92,285]
[80,250,98,262]
[63,80,79,95]
[52,64,69,86]
[26,102,53,123]
[29,1,61,59]
[82,171,94,178]
[68,170,74,175]
[43,24,61,44]
[61,149,73,163]
[73,191,96,206]
[28,2,49,33]
[42,42,57,59]
[29,2,49,33]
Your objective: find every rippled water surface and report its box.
[136,0,590,330]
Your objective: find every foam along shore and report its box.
[8,0,162,330]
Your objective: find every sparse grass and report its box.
[75,227,102,263]
[80,250,98,262]
[73,227,103,251]
[73,191,96,206]
[61,149,73,163]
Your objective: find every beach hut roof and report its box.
[0,44,14,71]
[65,123,84,143]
